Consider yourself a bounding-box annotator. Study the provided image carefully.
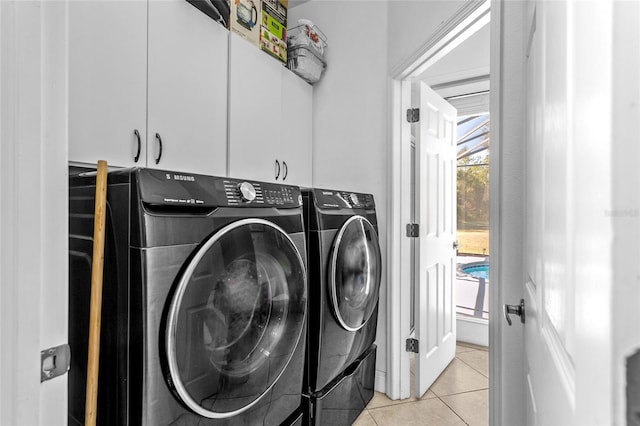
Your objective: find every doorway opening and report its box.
[386,0,491,404]
[408,43,491,398]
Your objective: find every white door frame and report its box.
[1,2,69,424]
[386,0,491,402]
[487,1,526,424]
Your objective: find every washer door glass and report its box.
[329,215,381,332]
[165,218,307,419]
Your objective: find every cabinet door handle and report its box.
[282,161,288,180]
[155,133,163,165]
[275,159,281,180]
[133,129,141,163]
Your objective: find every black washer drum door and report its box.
[165,218,307,419]
[329,215,382,332]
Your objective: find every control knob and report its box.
[237,182,256,203]
[350,193,359,206]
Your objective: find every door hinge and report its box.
[406,338,419,353]
[41,343,71,382]
[406,108,420,123]
[406,223,419,238]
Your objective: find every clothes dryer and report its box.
[301,188,382,425]
[68,168,307,425]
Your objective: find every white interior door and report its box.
[413,81,457,398]
[519,1,619,424]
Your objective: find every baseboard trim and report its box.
[374,370,386,393]
[457,315,489,347]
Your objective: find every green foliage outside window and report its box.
[457,154,489,230]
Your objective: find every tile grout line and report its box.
[457,343,488,352]
[436,395,471,426]
[367,408,381,426]
[366,388,487,425]
[366,348,488,425]
[367,396,472,426]
[433,387,489,398]
[455,350,489,378]
[456,343,487,353]
[367,397,427,412]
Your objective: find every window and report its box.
[456,113,489,319]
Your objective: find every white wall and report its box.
[289,0,390,390]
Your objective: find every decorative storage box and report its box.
[231,0,261,47]
[287,22,327,84]
[260,0,288,62]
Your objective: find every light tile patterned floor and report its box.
[354,342,488,426]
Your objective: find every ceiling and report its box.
[416,22,490,99]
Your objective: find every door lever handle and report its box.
[504,299,525,326]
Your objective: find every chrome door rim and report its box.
[165,218,307,419]
[328,215,381,332]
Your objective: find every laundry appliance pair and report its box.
[300,188,382,426]
[68,167,308,425]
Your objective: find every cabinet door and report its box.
[148,0,228,176]
[281,70,312,187]
[228,33,283,182]
[69,1,147,167]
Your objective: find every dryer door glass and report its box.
[329,216,382,331]
[165,219,307,419]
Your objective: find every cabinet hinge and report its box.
[406,223,419,238]
[406,338,419,353]
[406,108,420,123]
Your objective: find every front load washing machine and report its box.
[68,168,307,425]
[301,188,382,425]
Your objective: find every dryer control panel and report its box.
[313,188,375,210]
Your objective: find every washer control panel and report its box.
[223,179,300,207]
[136,168,301,209]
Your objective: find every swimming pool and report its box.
[461,263,489,280]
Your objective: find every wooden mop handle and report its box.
[85,160,108,426]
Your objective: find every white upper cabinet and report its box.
[228,33,312,186]
[147,1,228,176]
[228,33,283,182]
[69,0,228,176]
[69,1,147,168]
[69,2,311,183]
[281,69,312,188]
